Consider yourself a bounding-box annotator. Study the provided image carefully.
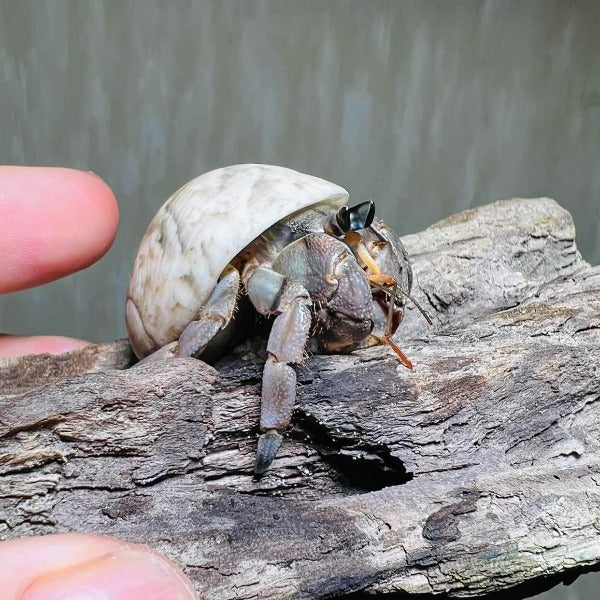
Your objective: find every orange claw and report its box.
[382,334,414,370]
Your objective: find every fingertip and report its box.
[0,335,91,358]
[0,166,119,293]
[0,534,198,600]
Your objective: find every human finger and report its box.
[0,166,119,294]
[0,334,90,358]
[0,533,198,600]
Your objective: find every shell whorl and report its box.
[126,164,349,358]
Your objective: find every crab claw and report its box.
[255,430,283,476]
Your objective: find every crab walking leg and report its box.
[246,266,312,475]
[134,340,179,365]
[177,265,241,358]
[134,265,241,365]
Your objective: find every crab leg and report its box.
[245,266,312,475]
[177,265,241,358]
[134,266,240,365]
[370,280,433,325]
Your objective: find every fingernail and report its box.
[22,546,198,600]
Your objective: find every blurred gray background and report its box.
[0,1,599,597]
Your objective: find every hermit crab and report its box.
[126,164,428,475]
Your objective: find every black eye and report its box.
[334,206,350,234]
[347,200,375,231]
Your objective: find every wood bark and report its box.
[1,198,599,599]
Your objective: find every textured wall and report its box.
[1,0,599,344]
[0,2,599,594]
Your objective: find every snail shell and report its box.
[126,164,348,358]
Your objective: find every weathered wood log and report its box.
[1,198,599,599]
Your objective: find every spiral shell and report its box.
[126,164,348,358]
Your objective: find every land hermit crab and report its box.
[126,164,428,475]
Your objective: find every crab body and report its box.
[126,164,414,475]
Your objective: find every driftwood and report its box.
[1,198,599,599]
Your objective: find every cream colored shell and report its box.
[126,164,349,358]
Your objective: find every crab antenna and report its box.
[371,282,433,325]
[395,289,434,325]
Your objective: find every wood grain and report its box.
[2,198,599,599]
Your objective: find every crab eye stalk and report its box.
[348,200,375,231]
[329,200,376,236]
[331,205,350,235]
